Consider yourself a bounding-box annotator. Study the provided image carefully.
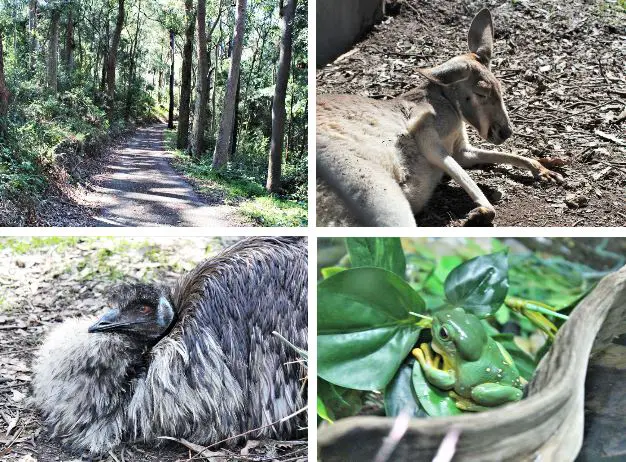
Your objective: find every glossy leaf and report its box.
[317,378,363,422]
[444,251,509,317]
[491,334,537,381]
[320,266,346,279]
[384,359,427,418]
[317,396,332,423]
[346,237,406,278]
[318,267,425,390]
[411,360,462,417]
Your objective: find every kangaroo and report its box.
[316,8,563,227]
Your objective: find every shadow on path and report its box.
[88,124,251,227]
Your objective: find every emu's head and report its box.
[417,9,513,145]
[88,283,175,344]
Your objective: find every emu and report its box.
[31,237,308,455]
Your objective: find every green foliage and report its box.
[238,196,307,227]
[444,252,509,317]
[0,237,81,253]
[316,238,601,422]
[384,360,427,418]
[318,379,363,423]
[167,132,307,227]
[346,237,406,278]
[317,267,425,390]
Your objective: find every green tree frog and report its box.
[412,307,525,411]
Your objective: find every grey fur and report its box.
[31,237,308,455]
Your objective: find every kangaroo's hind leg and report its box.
[317,140,416,227]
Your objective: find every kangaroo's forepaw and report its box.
[464,206,495,227]
[536,168,563,184]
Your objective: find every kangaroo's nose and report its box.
[498,125,513,141]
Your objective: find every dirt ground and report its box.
[84,125,252,227]
[316,0,626,227]
[0,238,307,462]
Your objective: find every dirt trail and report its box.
[87,124,252,227]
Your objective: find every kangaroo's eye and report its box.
[439,326,450,340]
[474,92,488,99]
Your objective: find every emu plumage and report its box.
[31,237,307,455]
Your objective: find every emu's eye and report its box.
[140,305,153,315]
[439,326,450,340]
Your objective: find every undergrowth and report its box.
[0,85,157,225]
[164,130,308,227]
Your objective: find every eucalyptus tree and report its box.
[0,28,8,128]
[266,0,297,193]
[212,0,246,168]
[47,5,60,92]
[106,0,125,121]
[190,0,208,157]
[176,0,194,148]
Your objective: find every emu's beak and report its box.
[88,309,121,333]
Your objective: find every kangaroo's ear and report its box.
[468,9,493,67]
[417,59,471,86]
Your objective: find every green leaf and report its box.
[444,251,509,317]
[384,359,427,418]
[405,254,435,290]
[494,305,511,325]
[346,238,406,278]
[318,267,425,390]
[411,360,462,417]
[321,266,346,279]
[317,378,364,422]
[491,334,537,381]
[317,396,332,423]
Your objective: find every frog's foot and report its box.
[448,391,491,412]
[412,343,441,369]
[413,343,456,390]
[470,383,523,407]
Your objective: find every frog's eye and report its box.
[439,326,450,340]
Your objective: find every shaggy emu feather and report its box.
[31,237,308,455]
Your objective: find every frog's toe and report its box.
[412,347,425,364]
[420,343,434,362]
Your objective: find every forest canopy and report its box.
[0,0,307,226]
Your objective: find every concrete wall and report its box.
[316,0,384,68]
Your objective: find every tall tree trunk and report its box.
[106,0,125,122]
[28,0,38,73]
[64,9,75,83]
[212,0,247,169]
[167,30,175,129]
[47,8,60,93]
[266,0,296,192]
[125,0,142,120]
[210,18,222,134]
[190,0,208,157]
[0,30,9,132]
[176,0,195,148]
[298,98,307,157]
[230,73,241,158]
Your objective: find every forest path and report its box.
[88,124,252,227]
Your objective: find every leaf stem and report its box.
[519,303,569,320]
[409,312,433,321]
